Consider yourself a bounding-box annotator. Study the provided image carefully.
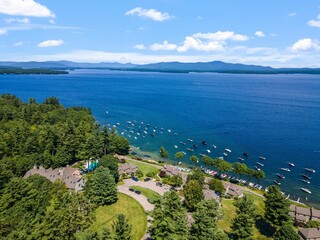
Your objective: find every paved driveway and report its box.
[117,179,170,212]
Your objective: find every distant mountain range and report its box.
[1,60,320,74]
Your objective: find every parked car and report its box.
[144,177,151,182]
[134,190,141,195]
[132,177,138,182]
[156,182,163,187]
[129,188,134,192]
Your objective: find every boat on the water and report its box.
[174,145,178,149]
[193,144,198,149]
[256,162,264,167]
[277,173,285,179]
[259,156,266,160]
[288,162,295,167]
[243,152,249,157]
[223,153,228,157]
[225,148,232,153]
[180,141,186,146]
[301,174,312,180]
[199,153,206,157]
[301,188,311,194]
[255,166,261,171]
[274,180,281,185]
[187,148,194,152]
[212,145,217,149]
[281,168,290,172]
[187,138,193,142]
[202,140,207,145]
[206,149,211,153]
[238,157,245,161]
[304,168,316,173]
[301,179,310,184]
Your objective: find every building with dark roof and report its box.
[222,182,244,198]
[118,163,138,175]
[24,166,85,191]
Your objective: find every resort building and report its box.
[298,227,320,240]
[118,163,138,176]
[290,205,320,225]
[24,166,85,191]
[222,182,244,198]
[203,189,221,206]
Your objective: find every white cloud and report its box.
[150,41,177,51]
[134,44,146,50]
[125,7,173,22]
[308,15,320,28]
[0,29,7,35]
[288,13,297,17]
[49,19,55,25]
[291,38,320,51]
[255,31,265,37]
[13,41,23,46]
[192,31,249,42]
[177,36,224,52]
[5,18,30,24]
[38,39,64,48]
[0,0,55,18]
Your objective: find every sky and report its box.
[0,0,320,67]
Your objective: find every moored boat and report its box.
[304,168,316,173]
[281,168,290,172]
[243,152,249,157]
[225,148,232,153]
[202,140,207,145]
[259,156,266,160]
[255,166,261,171]
[301,174,312,180]
[277,173,285,179]
[187,138,193,142]
[301,179,310,184]
[256,162,264,167]
[288,162,295,167]
[274,180,281,185]
[301,188,311,194]
[238,157,245,161]
[223,152,227,157]
[187,148,194,152]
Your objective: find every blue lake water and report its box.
[1,69,320,206]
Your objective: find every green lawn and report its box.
[126,159,161,177]
[131,186,161,202]
[218,192,273,240]
[92,193,147,240]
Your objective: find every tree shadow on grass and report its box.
[255,215,275,238]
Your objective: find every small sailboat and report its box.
[301,179,310,184]
[281,168,290,172]
[301,188,311,194]
[274,180,281,185]
[277,173,285,179]
[304,168,316,173]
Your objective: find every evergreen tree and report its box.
[208,178,225,194]
[233,162,248,178]
[183,180,204,211]
[159,146,169,159]
[231,196,256,240]
[149,191,188,240]
[273,224,299,240]
[112,214,132,240]
[175,151,185,160]
[85,167,118,205]
[254,170,265,183]
[190,200,227,240]
[264,186,290,230]
[99,155,119,183]
[190,155,199,166]
[186,168,205,186]
[101,227,114,240]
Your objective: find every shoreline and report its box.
[128,144,318,209]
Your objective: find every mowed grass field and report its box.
[92,193,147,240]
[126,159,161,177]
[218,191,273,240]
[131,185,161,202]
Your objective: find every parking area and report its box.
[117,179,170,212]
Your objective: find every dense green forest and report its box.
[0,68,68,74]
[0,94,129,189]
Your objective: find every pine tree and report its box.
[231,196,256,240]
[112,214,132,240]
[149,191,188,240]
[101,227,114,240]
[85,167,118,205]
[190,200,228,240]
[183,180,204,211]
[273,224,299,240]
[264,186,290,230]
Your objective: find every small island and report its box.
[0,68,68,75]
